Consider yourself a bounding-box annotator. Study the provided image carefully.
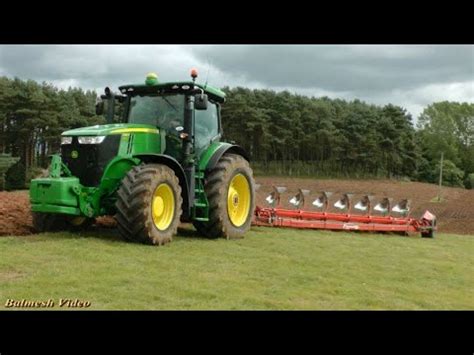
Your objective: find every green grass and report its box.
[0,226,472,310]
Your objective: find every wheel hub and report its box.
[232,194,239,206]
[153,196,164,217]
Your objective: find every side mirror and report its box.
[195,93,208,110]
[95,98,105,115]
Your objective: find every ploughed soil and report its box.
[0,191,34,236]
[1,178,473,236]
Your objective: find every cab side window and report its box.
[195,102,219,152]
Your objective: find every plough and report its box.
[253,186,437,238]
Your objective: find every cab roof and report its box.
[118,81,226,103]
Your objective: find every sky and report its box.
[0,45,472,120]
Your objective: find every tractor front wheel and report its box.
[193,153,255,239]
[115,164,183,245]
[32,213,95,233]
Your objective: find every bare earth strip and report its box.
[0,178,473,236]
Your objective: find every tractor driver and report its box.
[161,111,182,133]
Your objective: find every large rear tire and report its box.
[115,164,183,245]
[193,153,255,239]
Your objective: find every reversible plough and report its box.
[252,186,437,238]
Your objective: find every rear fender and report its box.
[199,142,250,173]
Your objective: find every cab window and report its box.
[128,94,184,132]
[195,102,219,152]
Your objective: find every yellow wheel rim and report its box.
[227,173,251,227]
[152,183,175,231]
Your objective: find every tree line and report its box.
[220,87,473,188]
[0,76,103,189]
[0,76,472,189]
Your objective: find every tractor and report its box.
[29,69,256,245]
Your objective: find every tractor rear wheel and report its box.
[115,164,183,245]
[193,153,255,239]
[32,212,95,233]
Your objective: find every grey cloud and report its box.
[0,45,206,90]
[189,45,474,92]
[0,45,472,119]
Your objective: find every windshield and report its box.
[128,94,185,131]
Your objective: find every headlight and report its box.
[61,137,72,145]
[78,136,106,144]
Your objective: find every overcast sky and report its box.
[0,45,472,120]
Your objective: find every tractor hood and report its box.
[62,123,159,136]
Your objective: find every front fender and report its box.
[133,153,191,219]
[99,156,140,194]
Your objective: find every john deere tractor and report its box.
[29,69,256,245]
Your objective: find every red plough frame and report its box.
[253,207,437,237]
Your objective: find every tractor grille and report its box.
[61,135,121,187]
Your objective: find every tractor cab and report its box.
[97,72,226,161]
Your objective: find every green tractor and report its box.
[29,69,256,245]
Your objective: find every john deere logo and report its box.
[71,150,79,159]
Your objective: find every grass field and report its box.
[0,226,472,310]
